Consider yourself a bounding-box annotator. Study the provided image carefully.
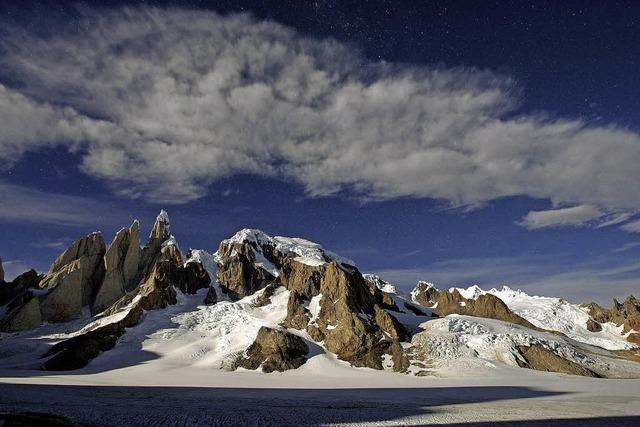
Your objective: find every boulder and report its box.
[235,326,309,372]
[92,221,141,314]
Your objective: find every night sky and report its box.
[1,0,639,303]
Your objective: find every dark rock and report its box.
[42,304,143,371]
[235,326,309,373]
[586,318,602,332]
[203,287,217,306]
[0,269,41,306]
[179,261,211,294]
[0,291,42,332]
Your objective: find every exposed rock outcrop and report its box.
[203,286,217,305]
[235,327,309,372]
[0,292,42,332]
[43,303,143,371]
[411,285,538,329]
[39,259,86,322]
[0,257,4,283]
[92,221,141,315]
[46,232,106,306]
[311,262,407,369]
[583,296,640,344]
[282,290,310,330]
[516,344,601,377]
[216,240,277,300]
[0,269,40,307]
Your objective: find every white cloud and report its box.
[518,205,603,229]
[621,219,640,233]
[1,6,640,220]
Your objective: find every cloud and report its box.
[612,242,640,253]
[621,219,640,233]
[0,181,124,226]
[1,6,640,219]
[518,205,602,229]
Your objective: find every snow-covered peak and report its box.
[416,282,634,350]
[363,274,398,294]
[157,209,170,225]
[149,209,171,241]
[450,285,484,300]
[220,228,355,268]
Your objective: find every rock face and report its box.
[216,240,277,300]
[43,303,143,371]
[203,286,217,305]
[583,296,640,344]
[0,269,40,307]
[235,327,309,372]
[46,232,106,307]
[39,259,86,322]
[92,221,141,314]
[214,230,407,370]
[516,344,600,377]
[0,257,4,283]
[310,262,407,369]
[0,292,42,332]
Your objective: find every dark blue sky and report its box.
[1,0,639,303]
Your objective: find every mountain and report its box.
[0,211,639,379]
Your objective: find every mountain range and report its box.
[1,210,639,379]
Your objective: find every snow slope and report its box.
[446,285,634,350]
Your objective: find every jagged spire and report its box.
[149,209,171,242]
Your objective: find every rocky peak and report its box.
[91,220,141,315]
[0,257,4,283]
[149,210,171,243]
[47,232,105,277]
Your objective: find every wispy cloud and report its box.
[621,219,640,233]
[0,181,124,226]
[612,242,640,253]
[1,6,640,219]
